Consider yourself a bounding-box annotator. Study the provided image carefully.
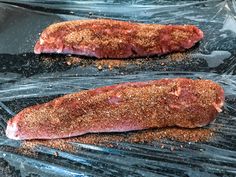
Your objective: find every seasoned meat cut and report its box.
[34,19,204,58]
[6,78,224,140]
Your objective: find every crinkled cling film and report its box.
[0,0,236,176]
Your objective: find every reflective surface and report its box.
[0,0,236,176]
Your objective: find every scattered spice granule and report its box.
[54,151,59,157]
[160,144,165,149]
[97,65,103,70]
[160,62,165,66]
[20,127,215,153]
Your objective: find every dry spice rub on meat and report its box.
[34,19,204,58]
[6,78,224,140]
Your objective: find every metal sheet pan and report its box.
[0,0,235,176]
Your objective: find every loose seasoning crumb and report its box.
[20,127,215,153]
[54,151,59,157]
[160,62,165,66]
[97,65,103,70]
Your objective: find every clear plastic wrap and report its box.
[0,0,235,176]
